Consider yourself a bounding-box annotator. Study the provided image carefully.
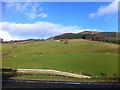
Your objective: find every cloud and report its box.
[0,21,101,41]
[89,0,119,18]
[38,13,48,18]
[5,2,48,20]
[0,30,20,41]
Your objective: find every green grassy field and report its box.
[2,40,118,77]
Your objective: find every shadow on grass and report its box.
[2,68,17,85]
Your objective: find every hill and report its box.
[52,31,119,44]
[2,40,118,77]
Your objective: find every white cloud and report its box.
[0,21,101,41]
[89,0,119,18]
[0,30,20,41]
[38,13,48,18]
[5,2,47,20]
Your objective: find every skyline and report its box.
[0,0,118,41]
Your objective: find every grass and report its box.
[2,40,118,77]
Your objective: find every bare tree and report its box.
[64,38,68,44]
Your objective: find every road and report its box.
[2,79,120,89]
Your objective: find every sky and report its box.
[0,0,119,41]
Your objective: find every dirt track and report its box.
[16,69,91,79]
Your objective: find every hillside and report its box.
[52,31,119,44]
[2,40,118,76]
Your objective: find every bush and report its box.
[82,72,92,76]
[60,39,63,42]
[100,73,107,78]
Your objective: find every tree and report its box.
[41,39,44,41]
[64,38,68,44]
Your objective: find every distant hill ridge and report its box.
[50,31,120,44]
[53,31,117,39]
